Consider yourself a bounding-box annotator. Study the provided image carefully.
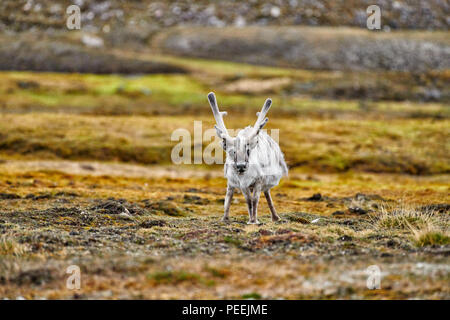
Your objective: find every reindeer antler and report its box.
[207,92,234,144]
[251,98,272,138]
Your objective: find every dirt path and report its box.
[0,160,223,179]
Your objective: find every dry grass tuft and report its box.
[372,203,449,247]
[373,203,437,231]
[0,235,29,257]
[410,227,450,247]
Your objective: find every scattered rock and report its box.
[354,193,385,202]
[287,216,310,224]
[258,229,273,236]
[332,211,345,216]
[348,207,367,215]
[118,212,133,220]
[25,193,51,200]
[90,198,145,215]
[0,193,21,200]
[183,229,211,240]
[183,195,209,205]
[339,235,353,242]
[81,34,104,48]
[419,203,450,214]
[386,239,397,247]
[257,232,316,246]
[139,219,166,228]
[16,80,39,90]
[12,269,53,285]
[306,193,322,201]
[276,228,292,234]
[340,220,356,226]
[145,200,186,217]
[55,191,79,197]
[80,164,95,171]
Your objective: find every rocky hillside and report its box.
[1,0,449,38]
[157,26,450,72]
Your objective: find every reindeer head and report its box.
[207,92,272,174]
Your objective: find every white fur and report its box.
[225,127,287,191]
[207,92,288,224]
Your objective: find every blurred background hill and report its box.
[0,0,448,172]
[2,0,449,32]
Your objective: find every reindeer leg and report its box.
[264,190,280,222]
[222,186,234,222]
[242,189,253,224]
[252,185,262,224]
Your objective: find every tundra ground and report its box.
[0,53,449,299]
[0,163,448,299]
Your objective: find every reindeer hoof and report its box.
[221,217,230,223]
[247,220,261,225]
[272,216,281,222]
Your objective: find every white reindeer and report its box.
[207,92,288,224]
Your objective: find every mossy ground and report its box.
[0,55,449,299]
[0,165,448,299]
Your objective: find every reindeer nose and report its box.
[236,163,247,172]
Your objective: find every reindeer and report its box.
[207,92,288,224]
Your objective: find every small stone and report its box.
[119,212,132,219]
[81,34,104,48]
[349,207,367,215]
[139,220,166,228]
[234,16,246,28]
[307,193,322,201]
[386,239,396,247]
[270,6,281,18]
[258,229,273,236]
[0,193,21,200]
